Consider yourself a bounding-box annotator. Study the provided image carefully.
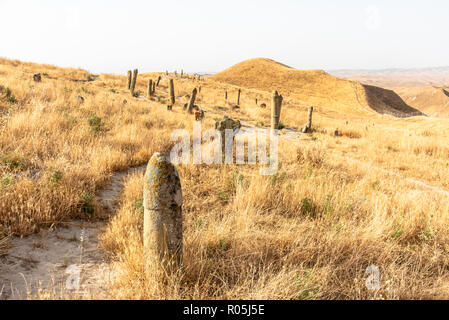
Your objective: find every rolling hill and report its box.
[210,58,425,117]
[393,86,449,118]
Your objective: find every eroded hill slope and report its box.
[393,86,449,118]
[210,58,424,117]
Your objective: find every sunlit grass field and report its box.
[2,58,449,299]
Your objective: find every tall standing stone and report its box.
[187,88,197,114]
[307,107,313,130]
[131,69,138,96]
[143,153,183,273]
[169,79,175,105]
[271,91,283,130]
[237,89,241,105]
[148,79,153,98]
[302,107,314,133]
[127,70,132,90]
[156,76,161,87]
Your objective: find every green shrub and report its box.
[2,88,17,104]
[48,170,63,187]
[1,176,13,190]
[81,86,94,95]
[301,197,318,218]
[79,192,95,215]
[0,154,28,171]
[218,190,229,202]
[88,114,103,133]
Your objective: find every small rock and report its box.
[301,126,311,134]
[215,117,241,132]
[334,129,340,137]
[259,103,267,108]
[167,105,173,111]
[33,73,41,82]
[76,96,85,104]
[195,110,204,121]
[183,103,188,110]
[214,105,228,111]
[123,99,128,105]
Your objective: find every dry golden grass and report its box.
[3,58,449,299]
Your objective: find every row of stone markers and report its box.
[129,71,317,278]
[124,70,314,130]
[142,92,316,276]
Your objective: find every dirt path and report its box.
[0,165,146,300]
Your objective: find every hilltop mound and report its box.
[210,58,424,117]
[393,86,449,118]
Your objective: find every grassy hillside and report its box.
[2,58,449,299]
[210,58,424,117]
[393,86,449,118]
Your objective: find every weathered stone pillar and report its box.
[130,69,138,95]
[271,91,283,130]
[187,88,197,114]
[148,79,153,98]
[169,79,175,105]
[143,153,183,273]
[307,107,313,130]
[301,107,314,133]
[127,70,132,90]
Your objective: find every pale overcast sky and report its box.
[1,0,448,74]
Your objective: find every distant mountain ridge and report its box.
[329,66,449,76]
[328,66,449,87]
